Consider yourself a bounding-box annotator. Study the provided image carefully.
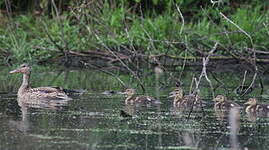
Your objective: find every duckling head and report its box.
[244,98,257,106]
[169,87,183,99]
[213,95,226,103]
[10,63,31,75]
[123,88,135,97]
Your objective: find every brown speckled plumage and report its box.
[10,64,71,102]
[169,87,202,108]
[244,98,269,114]
[123,88,159,105]
[213,95,239,111]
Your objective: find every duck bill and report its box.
[169,92,177,98]
[9,69,21,74]
[169,91,177,95]
[118,91,127,95]
[244,101,251,105]
[168,94,175,98]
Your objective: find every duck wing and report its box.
[31,87,63,93]
[221,101,240,109]
[182,95,197,107]
[135,96,161,104]
[28,87,71,100]
[256,104,269,112]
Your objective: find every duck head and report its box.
[10,63,31,75]
[169,87,183,98]
[244,98,257,106]
[122,88,135,97]
[213,95,226,103]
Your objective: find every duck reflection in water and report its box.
[8,105,30,133]
[10,64,73,107]
[174,130,205,150]
[9,98,69,134]
[120,104,136,118]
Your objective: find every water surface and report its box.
[0,65,268,150]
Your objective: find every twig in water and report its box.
[178,36,188,83]
[235,71,250,96]
[208,70,225,91]
[186,43,218,121]
[194,43,218,98]
[189,75,196,95]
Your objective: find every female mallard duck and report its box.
[213,95,240,111]
[169,87,202,108]
[244,98,269,114]
[10,64,71,101]
[122,88,160,105]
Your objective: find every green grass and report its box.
[0,2,268,64]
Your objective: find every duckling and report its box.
[244,98,269,114]
[122,88,160,105]
[169,87,202,108]
[213,95,240,111]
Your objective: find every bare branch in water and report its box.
[186,43,217,121]
[194,43,218,97]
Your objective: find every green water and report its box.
[0,65,268,150]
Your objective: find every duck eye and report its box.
[21,64,28,68]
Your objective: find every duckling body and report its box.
[10,64,71,102]
[123,88,159,105]
[213,95,240,111]
[244,98,269,115]
[169,88,202,108]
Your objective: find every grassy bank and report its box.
[0,1,268,65]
